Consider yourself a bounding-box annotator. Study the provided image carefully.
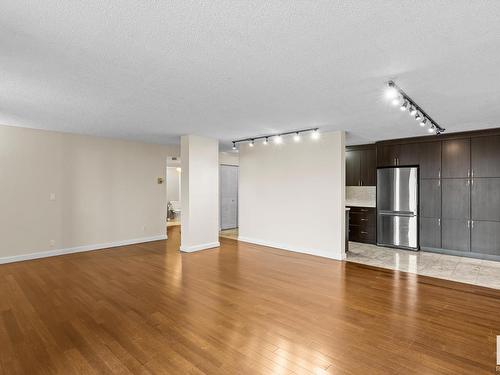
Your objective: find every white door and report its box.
[220,165,238,230]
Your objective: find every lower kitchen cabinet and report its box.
[348,207,376,244]
[420,217,441,249]
[471,220,500,256]
[441,219,470,252]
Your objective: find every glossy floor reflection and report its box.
[347,242,500,289]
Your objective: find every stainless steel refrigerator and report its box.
[377,167,419,250]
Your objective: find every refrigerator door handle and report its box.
[378,210,416,217]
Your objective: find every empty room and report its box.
[1,1,500,374]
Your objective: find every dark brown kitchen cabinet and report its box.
[419,141,441,179]
[398,143,420,166]
[346,146,376,186]
[471,136,500,177]
[442,138,470,178]
[442,219,470,252]
[471,178,500,221]
[442,179,470,220]
[377,144,400,166]
[346,150,361,186]
[348,207,376,244]
[420,217,441,249]
[420,179,441,218]
[471,221,500,256]
[360,149,376,186]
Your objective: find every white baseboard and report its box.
[180,241,220,253]
[0,234,168,265]
[237,236,344,261]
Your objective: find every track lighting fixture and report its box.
[231,128,319,149]
[386,80,445,135]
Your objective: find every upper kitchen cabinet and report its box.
[398,143,420,166]
[442,138,470,178]
[346,146,376,186]
[418,141,441,179]
[377,144,400,167]
[360,148,376,186]
[471,135,500,177]
[346,150,361,186]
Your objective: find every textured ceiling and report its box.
[1,1,500,147]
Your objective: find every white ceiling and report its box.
[1,1,500,148]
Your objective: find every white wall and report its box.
[166,167,181,202]
[0,124,179,263]
[239,131,346,260]
[180,135,220,252]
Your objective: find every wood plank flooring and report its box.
[1,226,500,374]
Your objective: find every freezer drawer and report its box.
[377,214,418,249]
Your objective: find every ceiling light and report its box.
[263,137,268,145]
[232,142,236,150]
[385,86,399,100]
[409,107,417,116]
[428,126,435,133]
[274,135,282,144]
[400,101,408,111]
[176,167,181,173]
[419,118,427,127]
[293,132,301,142]
[415,113,422,121]
[249,140,254,147]
[311,129,320,140]
[391,96,402,106]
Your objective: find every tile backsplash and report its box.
[346,186,376,204]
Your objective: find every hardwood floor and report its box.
[1,226,499,374]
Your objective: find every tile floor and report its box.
[347,241,500,289]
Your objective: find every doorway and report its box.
[220,164,238,238]
[166,157,181,228]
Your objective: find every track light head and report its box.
[419,118,427,127]
[263,137,268,145]
[311,129,320,140]
[409,107,417,116]
[249,140,254,147]
[415,113,422,121]
[293,132,301,142]
[232,142,236,150]
[400,101,408,111]
[274,135,283,144]
[428,125,436,133]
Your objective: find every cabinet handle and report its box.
[438,219,440,226]
[393,157,397,165]
[467,220,470,228]
[471,220,474,229]
[438,170,441,179]
[438,180,441,187]
[471,169,474,178]
[360,209,368,212]
[466,180,470,186]
[361,231,368,234]
[467,169,470,178]
[361,218,368,221]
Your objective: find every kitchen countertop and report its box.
[345,200,376,208]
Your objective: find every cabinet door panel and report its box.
[442,139,470,178]
[360,149,376,186]
[420,218,441,249]
[471,221,500,256]
[471,178,500,221]
[398,143,420,166]
[346,150,361,186]
[442,219,470,252]
[442,179,470,220]
[419,141,441,179]
[471,136,500,177]
[377,145,400,167]
[419,179,441,218]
